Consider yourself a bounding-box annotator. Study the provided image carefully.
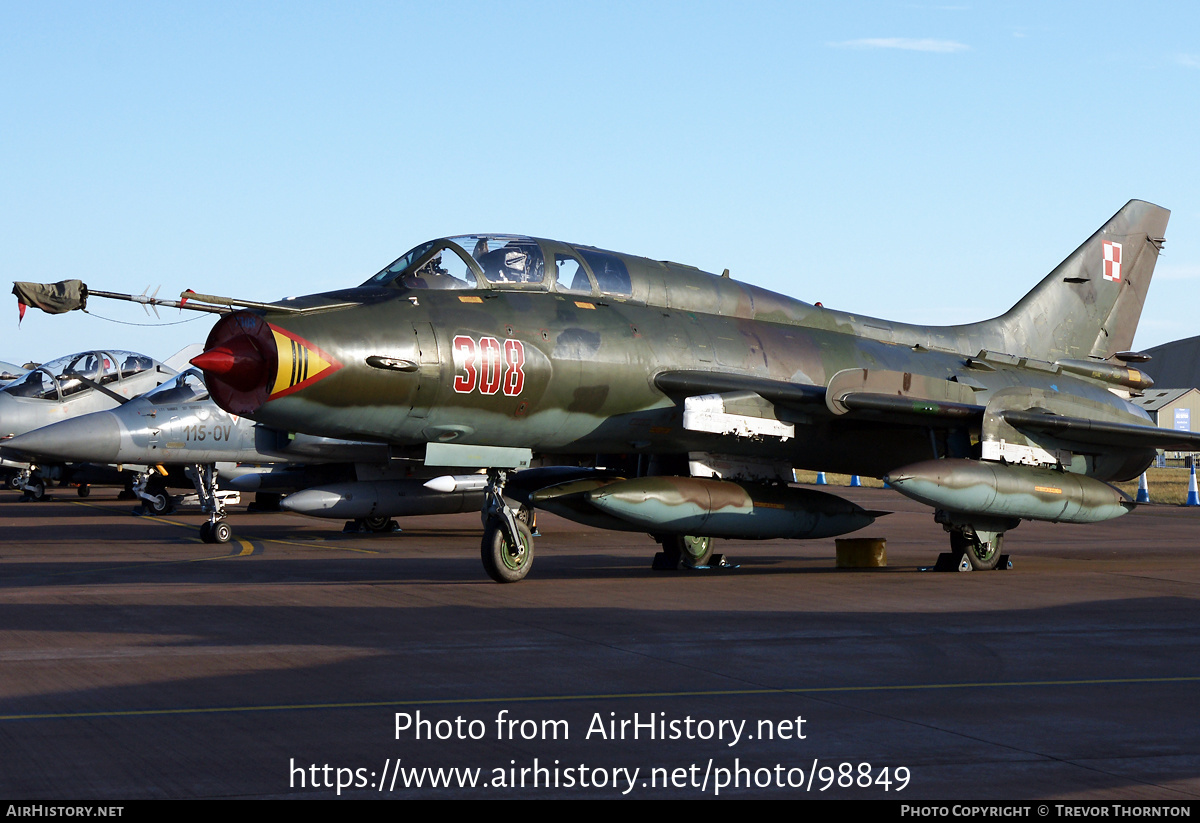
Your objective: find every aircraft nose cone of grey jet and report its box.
[0,392,36,440]
[2,412,122,463]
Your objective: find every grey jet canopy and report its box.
[3,351,156,402]
[0,350,173,441]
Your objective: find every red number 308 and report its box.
[453,335,526,396]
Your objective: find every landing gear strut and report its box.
[192,463,231,544]
[16,468,46,501]
[132,471,172,515]
[480,469,534,582]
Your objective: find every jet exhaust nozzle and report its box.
[193,311,279,415]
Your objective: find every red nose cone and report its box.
[191,334,268,392]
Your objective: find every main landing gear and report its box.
[653,534,712,569]
[15,468,47,501]
[480,469,534,583]
[343,516,401,534]
[936,511,1015,572]
[132,471,173,515]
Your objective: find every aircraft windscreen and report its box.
[363,240,478,290]
[143,369,209,405]
[4,367,60,400]
[362,235,548,290]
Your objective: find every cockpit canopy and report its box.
[140,368,209,405]
[3,351,155,401]
[362,235,632,298]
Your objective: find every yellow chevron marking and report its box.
[271,329,334,397]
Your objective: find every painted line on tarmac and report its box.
[207,537,257,558]
[3,675,1198,722]
[71,499,203,530]
[258,537,378,555]
[71,499,261,557]
[3,501,257,569]
[70,500,375,555]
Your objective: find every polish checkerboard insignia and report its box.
[1102,240,1122,282]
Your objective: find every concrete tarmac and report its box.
[0,485,1198,799]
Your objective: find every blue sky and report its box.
[3,1,1198,365]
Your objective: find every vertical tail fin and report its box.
[965,200,1169,361]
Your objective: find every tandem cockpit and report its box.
[3,351,157,402]
[361,235,635,299]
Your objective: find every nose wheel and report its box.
[480,468,535,582]
[199,519,233,544]
[192,463,233,544]
[482,518,534,583]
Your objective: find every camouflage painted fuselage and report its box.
[201,201,1169,484]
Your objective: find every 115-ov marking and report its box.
[183,423,232,442]
[452,335,526,396]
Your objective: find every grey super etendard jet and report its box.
[3,368,488,543]
[19,200,1200,581]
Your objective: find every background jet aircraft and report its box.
[0,349,179,498]
[0,361,28,387]
[4,368,487,542]
[25,201,1200,582]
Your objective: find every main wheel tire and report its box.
[963,533,1002,571]
[481,519,534,583]
[658,534,714,568]
[363,515,393,533]
[211,521,232,544]
[145,492,169,515]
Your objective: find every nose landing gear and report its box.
[480,469,534,583]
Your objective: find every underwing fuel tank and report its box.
[280,478,485,520]
[884,459,1135,524]
[580,476,879,540]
